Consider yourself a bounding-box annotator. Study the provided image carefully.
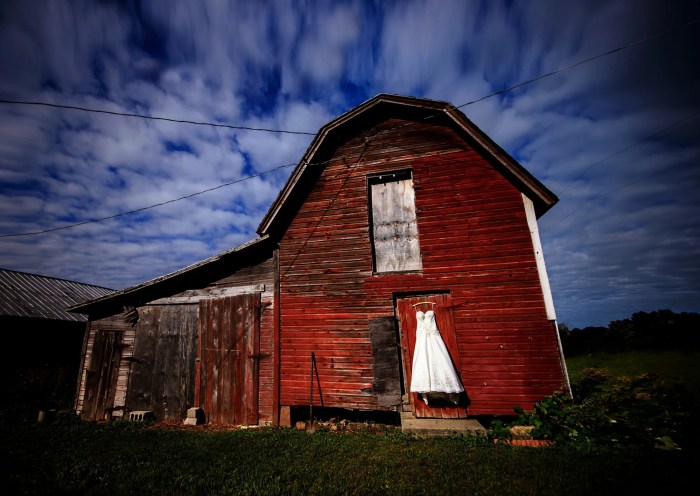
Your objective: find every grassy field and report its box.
[1,421,695,496]
[566,349,700,389]
[2,349,697,496]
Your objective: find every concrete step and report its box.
[400,411,486,437]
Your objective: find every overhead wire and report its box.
[556,109,700,195]
[1,17,696,139]
[0,98,317,135]
[0,161,299,237]
[1,17,698,237]
[542,156,698,230]
[453,18,700,110]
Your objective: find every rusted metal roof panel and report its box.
[0,268,113,322]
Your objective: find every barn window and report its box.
[368,171,422,273]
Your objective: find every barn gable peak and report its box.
[257,93,557,236]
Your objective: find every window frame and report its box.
[367,169,423,274]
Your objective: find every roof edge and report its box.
[67,235,270,313]
[257,94,557,234]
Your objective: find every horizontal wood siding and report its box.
[279,118,565,415]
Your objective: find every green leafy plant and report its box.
[491,368,696,449]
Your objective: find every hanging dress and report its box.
[410,310,464,405]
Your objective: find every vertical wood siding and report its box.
[76,313,133,419]
[126,305,198,421]
[370,177,422,272]
[212,257,275,424]
[279,118,565,415]
[198,294,260,425]
[78,254,275,425]
[396,294,468,418]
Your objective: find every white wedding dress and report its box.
[410,310,464,405]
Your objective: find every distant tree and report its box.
[560,310,700,356]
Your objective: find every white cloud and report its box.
[0,0,698,327]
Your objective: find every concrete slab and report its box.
[400,412,486,437]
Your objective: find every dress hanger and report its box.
[412,301,436,307]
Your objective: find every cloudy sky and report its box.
[1,0,698,327]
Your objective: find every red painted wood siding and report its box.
[279,118,565,415]
[212,257,275,424]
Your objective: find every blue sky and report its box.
[0,0,698,328]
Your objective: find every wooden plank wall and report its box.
[125,305,198,421]
[77,254,275,425]
[76,312,134,418]
[198,293,260,425]
[278,117,565,415]
[212,257,275,425]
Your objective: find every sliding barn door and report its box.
[395,294,467,418]
[197,293,260,425]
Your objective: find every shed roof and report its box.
[0,268,113,322]
[67,235,272,315]
[258,93,558,235]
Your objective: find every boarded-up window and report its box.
[369,171,422,272]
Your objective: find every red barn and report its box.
[71,94,568,428]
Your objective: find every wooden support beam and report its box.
[148,285,265,305]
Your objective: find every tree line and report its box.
[559,309,700,356]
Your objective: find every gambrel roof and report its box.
[258,93,558,236]
[68,94,558,317]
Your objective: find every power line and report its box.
[2,18,697,140]
[454,18,700,109]
[0,98,317,136]
[0,137,485,238]
[557,109,700,195]
[2,18,698,237]
[0,161,298,238]
[543,156,698,230]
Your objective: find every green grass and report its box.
[2,350,697,495]
[1,421,695,496]
[566,349,700,389]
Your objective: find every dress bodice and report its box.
[423,310,438,335]
[415,311,426,335]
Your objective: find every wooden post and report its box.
[279,406,291,427]
[272,247,281,426]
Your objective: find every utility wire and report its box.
[2,18,698,237]
[0,137,484,238]
[1,18,697,139]
[0,161,299,238]
[454,18,700,109]
[0,98,316,135]
[543,156,698,230]
[557,109,700,195]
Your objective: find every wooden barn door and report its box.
[197,293,260,425]
[82,330,122,421]
[395,294,467,418]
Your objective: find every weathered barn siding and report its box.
[75,247,275,424]
[76,312,133,420]
[211,256,275,424]
[278,117,564,415]
[125,305,198,421]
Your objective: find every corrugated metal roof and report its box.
[0,268,114,322]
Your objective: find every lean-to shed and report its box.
[71,94,568,425]
[69,237,277,424]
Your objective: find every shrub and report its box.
[492,368,695,449]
